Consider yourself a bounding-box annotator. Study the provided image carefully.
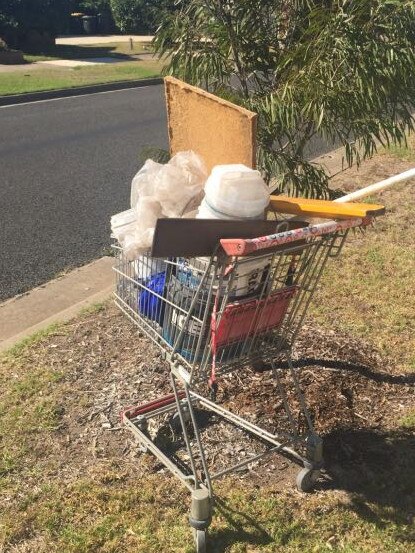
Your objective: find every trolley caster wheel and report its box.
[193,529,207,553]
[190,489,211,552]
[296,467,320,493]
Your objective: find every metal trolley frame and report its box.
[113,216,371,552]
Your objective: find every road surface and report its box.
[0,84,337,302]
[0,86,168,300]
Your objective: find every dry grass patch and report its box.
[0,302,414,551]
[313,148,415,371]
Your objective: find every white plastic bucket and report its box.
[196,198,264,220]
[200,164,269,219]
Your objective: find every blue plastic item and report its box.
[138,272,166,324]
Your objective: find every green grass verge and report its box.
[385,142,415,162]
[311,176,415,371]
[399,409,415,429]
[0,60,161,96]
[1,322,63,361]
[1,473,413,552]
[0,366,64,477]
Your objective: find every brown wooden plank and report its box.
[165,76,257,173]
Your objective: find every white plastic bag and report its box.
[153,151,207,217]
[113,151,207,260]
[135,196,162,232]
[130,159,162,208]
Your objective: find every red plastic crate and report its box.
[215,286,298,347]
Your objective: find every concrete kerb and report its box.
[0,147,348,353]
[0,77,163,107]
[0,285,114,353]
[0,257,114,353]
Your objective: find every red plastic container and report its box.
[215,286,298,347]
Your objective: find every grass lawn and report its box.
[0,59,162,96]
[312,142,415,372]
[0,148,414,552]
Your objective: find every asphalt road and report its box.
[0,84,337,302]
[0,86,168,301]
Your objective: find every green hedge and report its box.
[0,0,71,48]
[109,0,176,34]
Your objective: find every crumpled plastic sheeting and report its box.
[112,151,207,260]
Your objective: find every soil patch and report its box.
[2,303,413,497]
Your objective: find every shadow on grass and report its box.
[207,428,415,551]
[210,495,272,552]
[323,428,415,526]
[24,44,148,61]
[294,357,415,385]
[284,357,415,530]
[247,356,415,544]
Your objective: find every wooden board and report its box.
[165,76,257,173]
[270,195,385,220]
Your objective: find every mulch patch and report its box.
[6,303,414,494]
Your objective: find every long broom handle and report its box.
[334,167,415,203]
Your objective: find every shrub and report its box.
[0,0,71,49]
[110,0,175,34]
[155,0,415,198]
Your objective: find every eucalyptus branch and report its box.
[213,0,250,98]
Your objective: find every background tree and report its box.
[0,0,71,48]
[110,0,176,34]
[0,1,17,46]
[155,0,415,197]
[74,0,112,15]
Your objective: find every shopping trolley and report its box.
[113,215,372,552]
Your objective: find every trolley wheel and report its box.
[296,467,319,493]
[193,529,207,553]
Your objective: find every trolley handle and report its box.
[220,216,372,256]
